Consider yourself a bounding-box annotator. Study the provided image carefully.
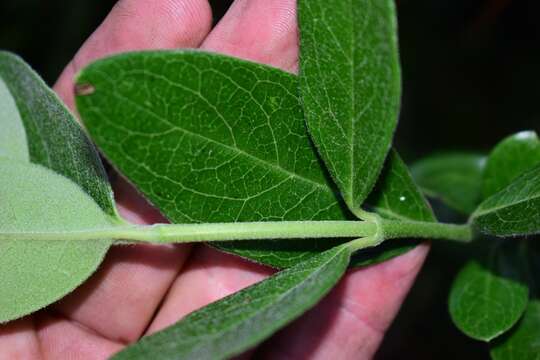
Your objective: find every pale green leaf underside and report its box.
[472,164,540,236]
[112,245,352,360]
[299,0,401,212]
[449,242,528,341]
[0,51,117,218]
[76,50,354,268]
[490,300,540,360]
[483,130,540,199]
[0,160,112,322]
[0,78,29,161]
[411,153,486,215]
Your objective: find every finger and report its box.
[52,0,212,343]
[147,246,273,333]
[146,0,298,333]
[36,313,123,359]
[54,0,212,109]
[256,245,430,359]
[0,318,41,359]
[201,0,298,72]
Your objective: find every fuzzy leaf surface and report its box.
[76,51,353,268]
[411,153,486,214]
[0,160,112,322]
[483,131,540,198]
[298,0,401,212]
[472,164,540,236]
[112,245,352,360]
[449,241,529,341]
[0,78,28,161]
[0,51,117,217]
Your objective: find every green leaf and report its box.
[351,150,435,267]
[411,153,486,215]
[449,241,529,341]
[0,160,113,322]
[490,300,540,360]
[0,78,29,161]
[483,131,540,199]
[0,51,117,218]
[112,245,352,360]
[368,150,435,222]
[298,0,401,213]
[472,164,540,237]
[75,50,352,268]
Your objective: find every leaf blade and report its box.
[483,130,540,199]
[299,0,401,211]
[449,241,529,341]
[76,50,352,268]
[411,153,486,215]
[0,160,112,322]
[472,164,540,237]
[0,51,117,218]
[112,245,352,360]
[0,77,29,161]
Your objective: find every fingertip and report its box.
[54,0,213,109]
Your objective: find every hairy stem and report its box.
[1,221,378,243]
[381,220,474,243]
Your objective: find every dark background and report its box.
[1,0,537,358]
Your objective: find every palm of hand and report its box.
[0,1,427,359]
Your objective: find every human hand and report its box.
[0,1,428,358]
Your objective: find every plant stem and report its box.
[381,220,474,243]
[1,221,378,243]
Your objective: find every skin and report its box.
[0,1,429,359]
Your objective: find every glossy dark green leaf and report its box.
[0,51,117,218]
[298,0,401,213]
[351,150,435,267]
[472,164,540,237]
[76,50,353,268]
[0,160,112,322]
[490,300,540,360]
[112,245,352,360]
[483,131,540,199]
[449,241,529,341]
[411,153,486,214]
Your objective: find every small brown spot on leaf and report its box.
[75,83,95,96]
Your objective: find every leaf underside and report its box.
[0,160,112,323]
[0,51,116,322]
[299,0,401,212]
[112,245,352,360]
[0,51,117,217]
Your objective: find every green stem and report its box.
[1,221,378,243]
[380,220,474,243]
